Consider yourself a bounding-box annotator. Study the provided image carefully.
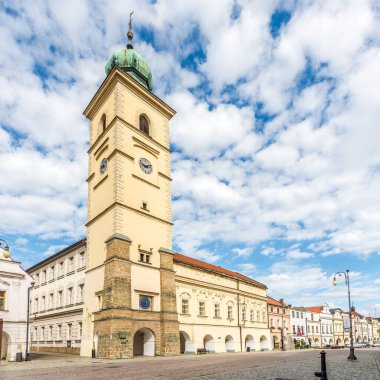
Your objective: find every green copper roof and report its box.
[105,47,153,91]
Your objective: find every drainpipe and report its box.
[237,279,242,352]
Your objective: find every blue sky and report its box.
[1,0,380,316]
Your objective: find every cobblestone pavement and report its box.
[0,348,379,380]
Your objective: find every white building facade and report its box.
[290,307,309,347]
[28,240,86,354]
[0,250,33,361]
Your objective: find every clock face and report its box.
[140,296,151,310]
[139,158,153,174]
[100,158,108,174]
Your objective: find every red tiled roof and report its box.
[267,296,283,307]
[307,306,323,313]
[173,253,267,289]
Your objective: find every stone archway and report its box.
[225,335,235,352]
[203,335,215,353]
[245,335,255,351]
[133,328,155,357]
[260,336,269,351]
[336,338,342,346]
[329,338,334,346]
[344,338,349,346]
[1,330,10,360]
[180,331,195,354]
[363,336,368,342]
[314,338,320,347]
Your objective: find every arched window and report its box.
[139,114,149,135]
[101,114,106,132]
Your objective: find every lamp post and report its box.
[0,239,11,259]
[332,270,357,360]
[25,281,35,361]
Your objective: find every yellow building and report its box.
[25,31,271,359]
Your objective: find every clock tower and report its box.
[80,29,179,358]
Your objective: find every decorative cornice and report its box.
[105,233,132,244]
[159,247,174,255]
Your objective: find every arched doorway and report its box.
[260,336,268,351]
[203,335,215,353]
[245,335,255,351]
[133,328,155,357]
[273,335,280,349]
[225,335,235,352]
[344,338,349,346]
[356,336,361,343]
[1,330,10,360]
[363,336,368,342]
[336,338,342,346]
[314,338,320,347]
[180,331,195,354]
[329,338,334,346]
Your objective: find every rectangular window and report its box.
[0,291,5,310]
[270,306,273,312]
[182,299,189,314]
[277,319,280,327]
[49,293,54,309]
[250,309,254,321]
[307,325,310,333]
[59,262,64,276]
[41,296,46,311]
[41,327,45,340]
[277,307,279,314]
[316,326,319,333]
[67,287,73,305]
[49,326,53,340]
[79,322,82,338]
[227,305,233,319]
[42,270,46,283]
[311,314,314,321]
[199,301,205,316]
[292,311,295,318]
[78,284,84,303]
[57,325,62,339]
[262,311,266,322]
[58,291,63,307]
[79,252,85,267]
[270,318,274,327]
[242,308,246,321]
[50,266,55,280]
[312,326,315,333]
[214,303,220,318]
[257,310,260,322]
[301,326,304,334]
[69,257,74,272]
[35,273,39,285]
[296,312,299,318]
[67,323,72,339]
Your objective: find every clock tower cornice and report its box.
[83,66,176,120]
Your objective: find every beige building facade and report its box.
[267,297,292,350]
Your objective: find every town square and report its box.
[1,1,380,379]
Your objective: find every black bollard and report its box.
[92,348,96,358]
[314,350,328,380]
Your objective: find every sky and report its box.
[0,0,380,316]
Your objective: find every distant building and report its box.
[267,297,292,350]
[306,308,321,348]
[0,250,33,361]
[290,306,309,347]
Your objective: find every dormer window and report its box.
[139,114,149,135]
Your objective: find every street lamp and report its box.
[0,239,10,259]
[25,281,35,361]
[332,270,357,360]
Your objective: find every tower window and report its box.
[139,114,149,135]
[101,114,106,132]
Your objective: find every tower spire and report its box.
[127,11,134,49]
